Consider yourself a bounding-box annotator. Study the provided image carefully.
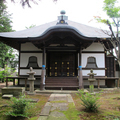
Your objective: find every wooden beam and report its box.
[45,46,79,50]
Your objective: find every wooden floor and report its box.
[45,77,79,90]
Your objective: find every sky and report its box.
[6,0,110,31]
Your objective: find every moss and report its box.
[50,100,67,103]
[62,103,80,120]
[29,116,38,120]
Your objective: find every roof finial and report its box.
[60,10,66,15]
[57,10,68,25]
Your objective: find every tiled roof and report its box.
[0,20,110,38]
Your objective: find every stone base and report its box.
[27,91,36,95]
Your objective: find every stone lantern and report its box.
[27,67,36,94]
[87,69,96,93]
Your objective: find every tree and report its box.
[0,1,18,69]
[0,1,13,32]
[96,0,120,67]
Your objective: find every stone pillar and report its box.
[78,66,84,89]
[27,67,36,94]
[88,69,96,93]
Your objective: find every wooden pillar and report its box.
[117,78,120,88]
[18,44,21,76]
[6,77,8,87]
[40,47,46,90]
[78,48,84,89]
[18,78,20,86]
[42,47,45,65]
[13,78,15,86]
[25,78,27,91]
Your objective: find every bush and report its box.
[76,89,101,112]
[6,94,32,118]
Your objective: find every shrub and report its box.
[6,94,32,118]
[76,89,101,112]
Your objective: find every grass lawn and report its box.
[1,89,120,120]
[72,89,120,120]
[0,93,50,120]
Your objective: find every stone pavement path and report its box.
[38,94,74,120]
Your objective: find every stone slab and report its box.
[2,87,25,96]
[35,90,78,94]
[45,102,52,107]
[67,94,74,103]
[25,98,39,103]
[40,106,51,116]
[48,94,55,102]
[51,103,68,111]
[2,94,13,99]
[50,111,65,117]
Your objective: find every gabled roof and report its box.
[0,20,110,38]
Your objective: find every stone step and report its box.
[2,94,13,99]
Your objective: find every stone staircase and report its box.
[45,77,79,90]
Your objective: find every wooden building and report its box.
[0,11,118,90]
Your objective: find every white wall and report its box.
[83,80,105,86]
[82,70,105,76]
[82,43,104,52]
[115,71,119,77]
[20,53,44,67]
[20,42,46,76]
[20,69,42,75]
[19,79,41,85]
[21,42,42,51]
[81,42,105,76]
[82,53,105,68]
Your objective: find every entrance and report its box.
[48,52,77,77]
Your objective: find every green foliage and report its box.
[6,94,32,118]
[76,89,101,112]
[0,1,13,32]
[0,1,18,69]
[94,16,108,25]
[0,66,15,82]
[25,24,36,29]
[95,0,120,25]
[0,41,18,69]
[103,0,120,18]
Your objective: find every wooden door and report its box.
[106,57,115,77]
[49,53,75,77]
